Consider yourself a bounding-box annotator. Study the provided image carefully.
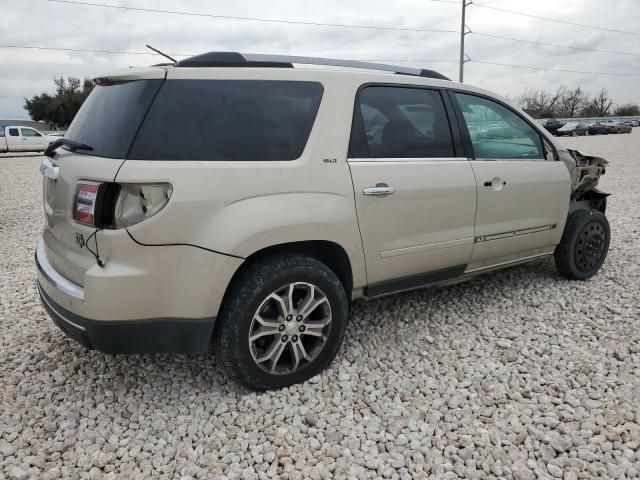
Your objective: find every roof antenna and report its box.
[146,44,177,64]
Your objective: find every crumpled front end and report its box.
[567,149,608,195]
[559,149,609,212]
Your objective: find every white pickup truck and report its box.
[0,125,58,153]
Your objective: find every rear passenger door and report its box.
[348,85,477,295]
[451,92,570,271]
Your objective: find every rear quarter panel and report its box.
[116,71,367,289]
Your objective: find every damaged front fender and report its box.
[558,149,610,213]
[560,149,608,195]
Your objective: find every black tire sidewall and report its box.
[216,255,349,390]
[563,211,610,280]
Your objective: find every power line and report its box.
[47,0,459,34]
[2,45,639,78]
[0,44,170,56]
[0,45,455,64]
[472,31,640,57]
[6,35,638,61]
[472,1,640,36]
[469,59,640,77]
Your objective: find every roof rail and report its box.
[174,52,450,80]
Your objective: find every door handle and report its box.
[363,183,396,196]
[483,178,507,188]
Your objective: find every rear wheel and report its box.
[214,254,350,390]
[554,209,610,280]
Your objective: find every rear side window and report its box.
[453,92,544,160]
[64,80,163,158]
[129,80,324,161]
[9,128,19,137]
[350,86,454,158]
[21,128,41,137]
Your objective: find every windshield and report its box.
[64,80,163,158]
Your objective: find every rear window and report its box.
[128,80,323,161]
[64,80,163,158]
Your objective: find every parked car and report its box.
[556,121,588,136]
[37,52,611,389]
[587,122,608,135]
[614,121,632,133]
[541,119,566,136]
[599,121,620,134]
[0,125,57,153]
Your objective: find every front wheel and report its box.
[571,130,577,137]
[214,254,350,390]
[554,209,610,280]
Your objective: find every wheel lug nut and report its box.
[296,315,303,321]
[279,325,285,332]
[292,335,298,342]
[286,314,293,321]
[299,325,305,332]
[281,335,288,342]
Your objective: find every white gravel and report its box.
[1,131,639,479]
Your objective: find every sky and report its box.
[1,0,639,120]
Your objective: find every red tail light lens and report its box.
[73,181,101,226]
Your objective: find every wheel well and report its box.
[237,241,353,296]
[571,189,608,214]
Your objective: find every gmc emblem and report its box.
[75,232,85,249]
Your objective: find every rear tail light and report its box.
[73,181,100,226]
[113,183,172,229]
[73,181,172,229]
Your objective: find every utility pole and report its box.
[458,0,469,83]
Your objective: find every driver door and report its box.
[451,92,570,271]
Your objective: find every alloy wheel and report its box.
[248,282,332,375]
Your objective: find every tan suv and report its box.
[37,52,610,389]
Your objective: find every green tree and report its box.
[24,77,94,129]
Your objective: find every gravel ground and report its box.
[1,132,639,480]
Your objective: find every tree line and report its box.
[517,86,639,119]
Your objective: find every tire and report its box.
[571,130,577,137]
[214,254,350,390]
[554,209,610,280]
